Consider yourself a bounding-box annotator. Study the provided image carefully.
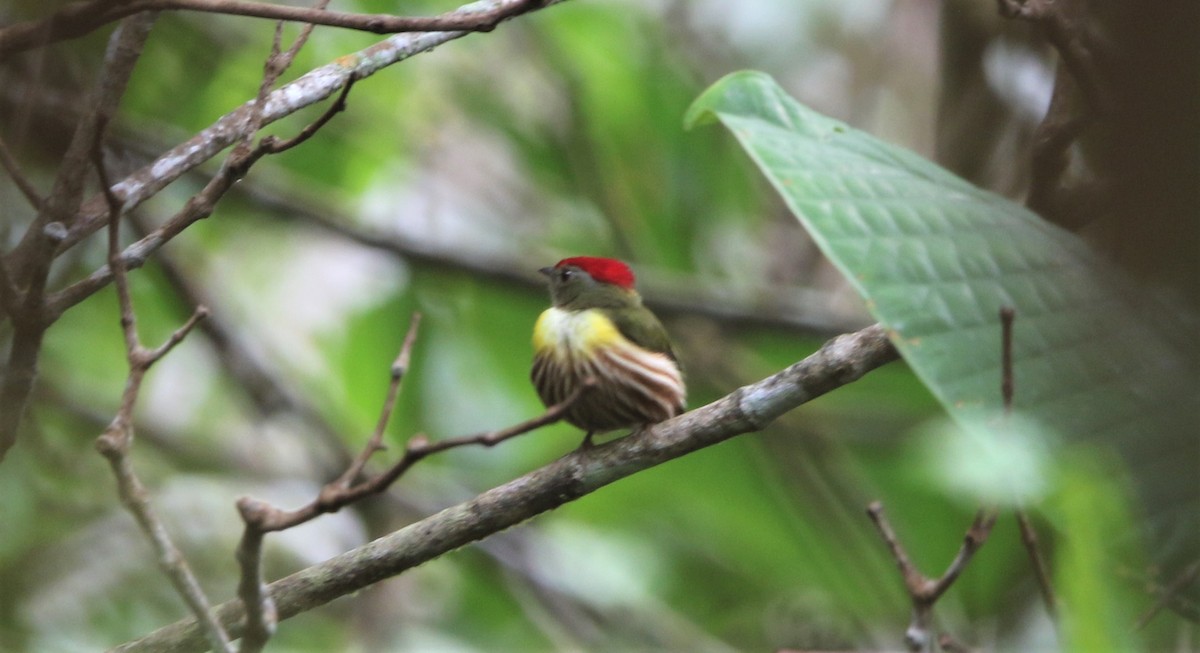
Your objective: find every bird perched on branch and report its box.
[531,256,686,448]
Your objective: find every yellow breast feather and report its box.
[533,308,624,358]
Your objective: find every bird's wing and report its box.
[606,306,679,362]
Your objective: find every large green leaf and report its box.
[687,71,1188,434]
[685,71,1198,565]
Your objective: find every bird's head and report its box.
[539,256,639,309]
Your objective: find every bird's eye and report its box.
[560,269,574,280]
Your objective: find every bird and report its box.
[531,256,686,448]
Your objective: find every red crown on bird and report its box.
[555,257,636,289]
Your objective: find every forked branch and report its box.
[867,502,998,653]
[91,126,225,653]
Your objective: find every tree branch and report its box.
[110,324,898,653]
[0,0,550,56]
[1000,307,1058,621]
[333,313,423,489]
[92,121,227,652]
[123,212,355,471]
[43,66,359,323]
[867,502,997,653]
[0,12,156,461]
[32,0,566,261]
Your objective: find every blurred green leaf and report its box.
[1049,454,1146,652]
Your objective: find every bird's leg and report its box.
[579,431,596,450]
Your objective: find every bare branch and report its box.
[7,12,156,286]
[335,313,423,488]
[0,12,156,461]
[52,0,567,261]
[92,121,228,652]
[999,306,1015,414]
[44,75,359,322]
[1015,510,1057,619]
[999,307,1058,620]
[404,381,597,455]
[96,437,233,653]
[123,213,354,471]
[233,511,276,653]
[0,0,550,56]
[114,324,898,653]
[867,501,996,652]
[259,75,356,155]
[244,375,592,534]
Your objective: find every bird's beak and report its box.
[538,266,554,278]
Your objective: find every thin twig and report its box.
[259,76,356,154]
[123,212,354,472]
[244,378,594,534]
[44,71,360,323]
[867,501,997,652]
[1015,510,1057,619]
[1000,306,1058,620]
[335,313,423,488]
[92,125,227,653]
[0,0,548,55]
[999,306,1015,415]
[228,18,344,648]
[0,12,156,461]
[7,13,156,286]
[232,311,420,652]
[229,315,573,647]
[52,0,567,260]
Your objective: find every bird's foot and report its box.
[578,431,596,450]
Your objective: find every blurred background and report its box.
[0,0,1195,651]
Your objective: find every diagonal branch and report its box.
[233,311,418,653]
[0,0,550,56]
[49,0,567,261]
[43,71,360,323]
[240,372,593,533]
[110,324,898,653]
[334,313,423,488]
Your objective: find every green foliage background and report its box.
[0,1,1194,651]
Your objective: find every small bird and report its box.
[531,256,686,448]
